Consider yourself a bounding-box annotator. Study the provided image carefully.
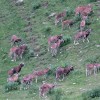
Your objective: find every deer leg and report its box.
[54,49,57,56]
[94,66,97,75]
[87,38,89,43]
[83,38,85,42]
[74,40,79,45]
[86,68,88,77]
[20,53,23,59]
[62,74,64,81]
[13,53,16,61]
[35,76,37,83]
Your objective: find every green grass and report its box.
[0,0,100,100]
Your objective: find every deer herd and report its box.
[6,3,100,98]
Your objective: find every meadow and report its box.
[0,0,100,100]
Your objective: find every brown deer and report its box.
[80,19,86,32]
[33,68,50,83]
[48,34,63,51]
[62,20,73,30]
[39,82,55,97]
[56,66,74,81]
[55,10,66,25]
[8,63,24,77]
[7,74,19,83]
[86,63,100,76]
[11,35,21,46]
[74,29,91,45]
[50,39,63,56]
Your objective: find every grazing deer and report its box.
[56,66,74,81]
[33,68,50,83]
[14,44,27,60]
[50,39,63,56]
[20,73,35,90]
[86,63,100,76]
[74,29,91,45]
[9,46,18,61]
[48,34,63,51]
[55,10,66,25]
[39,82,55,97]
[11,35,21,46]
[7,74,19,83]
[75,4,92,17]
[62,20,73,30]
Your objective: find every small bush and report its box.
[42,26,52,36]
[86,19,91,25]
[66,7,74,17]
[85,55,100,64]
[73,14,81,23]
[50,89,63,100]
[60,35,71,47]
[47,65,56,76]
[33,2,41,11]
[4,82,19,92]
[82,87,100,100]
[87,0,97,2]
[28,84,38,95]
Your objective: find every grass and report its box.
[0,0,100,100]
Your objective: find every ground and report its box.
[0,0,100,100]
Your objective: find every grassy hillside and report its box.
[0,0,100,100]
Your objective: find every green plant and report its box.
[82,87,100,100]
[60,35,71,47]
[42,26,52,36]
[50,89,63,100]
[66,7,74,17]
[28,84,38,95]
[4,82,19,92]
[87,0,97,2]
[73,14,81,23]
[33,2,41,11]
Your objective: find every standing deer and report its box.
[33,67,50,83]
[62,20,73,30]
[86,63,100,76]
[55,10,66,25]
[50,39,63,56]
[39,82,55,97]
[48,34,63,51]
[74,29,91,45]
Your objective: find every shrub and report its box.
[66,7,74,17]
[28,84,38,95]
[82,87,100,100]
[50,89,63,100]
[33,2,41,11]
[85,55,100,64]
[4,82,19,92]
[42,26,52,36]
[73,14,81,23]
[87,0,97,2]
[60,35,71,47]
[86,19,91,25]
[47,64,56,76]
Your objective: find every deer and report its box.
[48,34,63,51]
[74,29,91,45]
[8,63,24,77]
[11,35,22,46]
[62,20,73,30]
[50,39,63,56]
[55,10,66,25]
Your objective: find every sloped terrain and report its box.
[0,0,100,100]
